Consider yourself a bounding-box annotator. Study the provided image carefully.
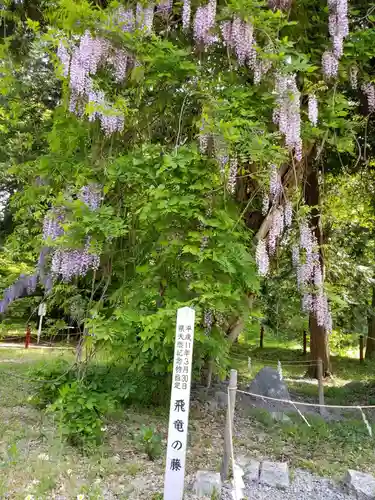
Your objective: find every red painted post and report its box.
[25,324,31,349]
[260,325,264,349]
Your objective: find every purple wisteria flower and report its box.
[78,184,102,210]
[156,0,173,15]
[268,206,284,255]
[220,18,255,67]
[43,209,65,241]
[136,3,155,33]
[284,199,293,227]
[262,195,269,216]
[182,0,191,30]
[0,273,39,314]
[57,41,70,77]
[323,0,348,78]
[269,164,282,200]
[117,6,135,32]
[227,157,237,194]
[51,240,100,282]
[256,239,269,276]
[59,30,127,135]
[293,219,333,332]
[322,50,339,79]
[193,0,217,47]
[292,244,300,267]
[308,94,318,126]
[273,73,302,161]
[362,83,375,113]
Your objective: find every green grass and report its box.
[1,341,375,497]
[0,347,225,499]
[229,340,375,477]
[237,407,375,478]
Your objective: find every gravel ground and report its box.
[220,470,357,500]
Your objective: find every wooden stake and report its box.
[317,358,325,416]
[360,335,364,363]
[221,369,237,481]
[260,325,264,349]
[303,330,307,356]
[206,358,214,388]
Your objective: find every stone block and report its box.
[260,461,290,489]
[194,471,222,498]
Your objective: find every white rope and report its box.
[289,399,311,427]
[358,407,373,437]
[229,356,317,368]
[237,389,375,409]
[229,354,316,364]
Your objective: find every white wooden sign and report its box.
[37,303,47,344]
[164,306,195,500]
[38,303,47,316]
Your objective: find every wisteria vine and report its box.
[0,185,102,314]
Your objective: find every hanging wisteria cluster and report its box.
[0,274,38,313]
[308,94,318,126]
[182,0,191,30]
[292,221,332,332]
[256,197,293,276]
[221,17,256,67]
[43,208,65,241]
[193,0,217,47]
[57,29,131,135]
[136,3,155,32]
[362,83,375,113]
[262,163,284,209]
[256,239,269,276]
[227,158,238,194]
[51,242,100,282]
[256,215,332,332]
[78,184,102,210]
[273,73,302,161]
[269,164,282,201]
[220,17,273,83]
[0,246,55,314]
[322,0,348,78]
[46,185,102,282]
[156,0,173,15]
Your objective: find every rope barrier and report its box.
[359,407,373,437]
[236,388,375,410]
[229,356,317,368]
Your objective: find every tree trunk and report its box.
[227,294,255,344]
[304,164,331,378]
[366,286,375,359]
[308,314,331,377]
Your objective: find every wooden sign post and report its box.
[164,306,195,500]
[37,302,47,344]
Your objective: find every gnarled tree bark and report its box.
[304,164,331,378]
